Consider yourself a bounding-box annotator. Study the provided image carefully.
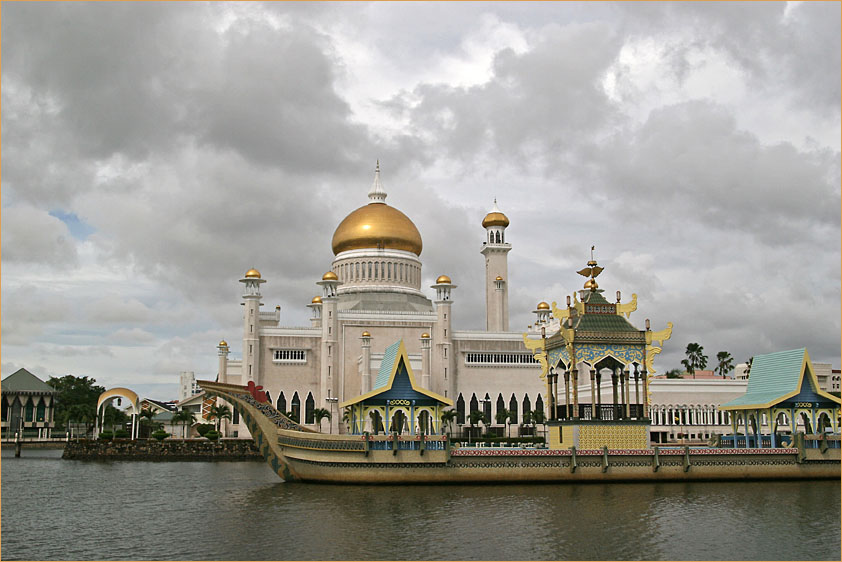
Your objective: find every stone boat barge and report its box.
[198,379,840,484]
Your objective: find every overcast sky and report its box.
[2,1,840,400]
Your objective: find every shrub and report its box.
[195,423,214,437]
[151,429,169,441]
[205,430,220,441]
[113,429,129,439]
[98,431,113,441]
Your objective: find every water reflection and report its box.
[2,450,839,561]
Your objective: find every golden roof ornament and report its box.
[482,198,510,228]
[577,246,603,291]
[244,268,261,279]
[436,274,452,284]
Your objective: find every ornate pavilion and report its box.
[719,348,841,448]
[341,340,452,436]
[524,252,672,450]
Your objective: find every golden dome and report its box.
[584,278,599,291]
[436,274,452,284]
[495,276,503,281]
[244,268,261,279]
[322,271,338,281]
[331,202,422,256]
[482,211,510,228]
[311,296,322,304]
[361,331,371,337]
[421,332,430,339]
[219,340,228,347]
[537,301,550,310]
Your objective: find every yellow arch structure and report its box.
[96,387,141,439]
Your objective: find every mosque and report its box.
[216,164,547,436]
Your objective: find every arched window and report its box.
[24,399,34,422]
[483,393,491,421]
[535,394,544,416]
[36,398,46,422]
[291,392,301,423]
[456,394,465,424]
[496,394,506,421]
[523,394,531,422]
[305,392,315,424]
[277,392,286,414]
[1,396,8,422]
[509,394,518,424]
[489,232,494,244]
[368,262,372,279]
[469,393,479,415]
[387,262,392,279]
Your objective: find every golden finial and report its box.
[577,246,603,291]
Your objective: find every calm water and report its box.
[2,448,840,561]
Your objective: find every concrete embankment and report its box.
[62,438,263,461]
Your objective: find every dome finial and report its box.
[368,160,387,203]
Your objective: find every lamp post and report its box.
[325,396,338,434]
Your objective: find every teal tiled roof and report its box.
[720,348,812,408]
[372,340,401,391]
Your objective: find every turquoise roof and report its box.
[373,340,401,390]
[720,348,839,409]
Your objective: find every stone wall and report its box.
[62,438,263,461]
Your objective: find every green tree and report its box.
[716,351,735,379]
[745,356,753,378]
[47,375,105,432]
[664,369,683,379]
[102,405,129,432]
[207,403,232,431]
[313,408,332,432]
[342,408,351,432]
[469,410,487,441]
[495,408,510,438]
[172,410,196,438]
[681,343,708,379]
[440,409,457,437]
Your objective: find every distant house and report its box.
[1,369,57,439]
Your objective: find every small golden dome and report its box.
[361,331,371,337]
[482,211,510,228]
[311,296,322,304]
[584,278,599,290]
[537,301,550,310]
[322,271,338,281]
[331,202,422,255]
[218,340,228,347]
[244,268,261,279]
[495,276,503,281]
[436,274,452,284]
[421,332,430,338]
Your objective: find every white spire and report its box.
[368,160,387,203]
[491,198,500,212]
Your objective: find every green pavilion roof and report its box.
[1,368,56,394]
[577,291,639,333]
[720,348,841,410]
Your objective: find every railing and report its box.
[554,403,646,421]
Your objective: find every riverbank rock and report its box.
[62,438,262,461]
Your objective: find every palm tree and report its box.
[172,410,196,438]
[440,409,457,437]
[207,403,232,431]
[468,410,487,442]
[531,409,546,438]
[495,408,510,438]
[313,407,332,432]
[715,351,735,379]
[681,343,708,379]
[342,408,351,433]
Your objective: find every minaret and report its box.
[240,268,265,384]
[431,275,456,399]
[360,331,372,394]
[217,340,229,384]
[307,296,323,328]
[317,271,341,407]
[481,200,511,331]
[420,332,432,389]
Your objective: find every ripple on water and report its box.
[2,451,840,561]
